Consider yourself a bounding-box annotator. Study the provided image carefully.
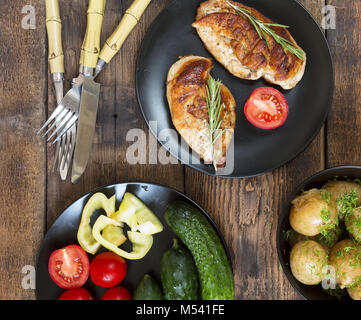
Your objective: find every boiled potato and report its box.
[290,240,328,285]
[345,207,361,242]
[289,189,338,237]
[328,239,361,288]
[322,180,361,217]
[347,284,361,300]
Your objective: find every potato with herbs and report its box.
[322,180,361,218]
[289,189,338,237]
[345,207,361,242]
[290,240,328,285]
[328,239,361,289]
[347,284,361,300]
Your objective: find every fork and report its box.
[37,83,80,143]
[45,0,80,180]
[45,0,67,174]
[57,95,78,179]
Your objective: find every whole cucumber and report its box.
[160,238,198,300]
[133,274,163,300]
[164,200,234,300]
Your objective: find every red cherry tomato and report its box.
[90,252,127,288]
[58,287,94,300]
[244,87,289,129]
[101,286,132,300]
[48,244,90,289]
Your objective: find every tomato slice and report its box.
[58,288,94,300]
[244,87,288,129]
[48,244,90,289]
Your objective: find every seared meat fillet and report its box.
[166,55,236,169]
[192,0,306,89]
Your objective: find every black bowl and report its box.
[277,165,361,300]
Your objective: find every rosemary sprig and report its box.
[206,76,225,147]
[226,0,305,61]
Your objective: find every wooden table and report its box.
[0,0,359,300]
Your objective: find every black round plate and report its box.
[135,0,334,178]
[277,166,361,300]
[36,182,230,300]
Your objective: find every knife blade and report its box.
[71,76,100,183]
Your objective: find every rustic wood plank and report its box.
[0,0,46,299]
[184,0,326,300]
[326,0,361,167]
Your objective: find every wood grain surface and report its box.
[0,0,359,300]
[327,0,361,167]
[0,0,47,299]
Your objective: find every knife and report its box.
[45,0,66,176]
[71,0,153,184]
[70,0,106,183]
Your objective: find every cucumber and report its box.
[160,238,198,300]
[164,200,234,300]
[133,274,163,300]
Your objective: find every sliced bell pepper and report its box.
[102,224,127,246]
[77,193,116,254]
[110,198,138,230]
[111,192,163,235]
[92,215,153,260]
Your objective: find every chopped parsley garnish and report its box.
[319,227,339,248]
[347,214,361,241]
[321,207,331,222]
[321,189,331,205]
[337,189,359,219]
[343,246,355,253]
[283,229,295,241]
[323,286,347,299]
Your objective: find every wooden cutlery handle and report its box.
[80,0,106,68]
[45,0,64,73]
[99,0,152,64]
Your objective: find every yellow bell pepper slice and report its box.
[102,224,127,247]
[110,199,138,230]
[77,193,116,254]
[111,192,163,235]
[92,215,153,260]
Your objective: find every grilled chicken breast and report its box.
[166,55,236,169]
[192,0,306,90]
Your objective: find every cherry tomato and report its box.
[58,287,94,300]
[101,286,132,300]
[244,87,288,129]
[48,244,90,289]
[90,252,127,288]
